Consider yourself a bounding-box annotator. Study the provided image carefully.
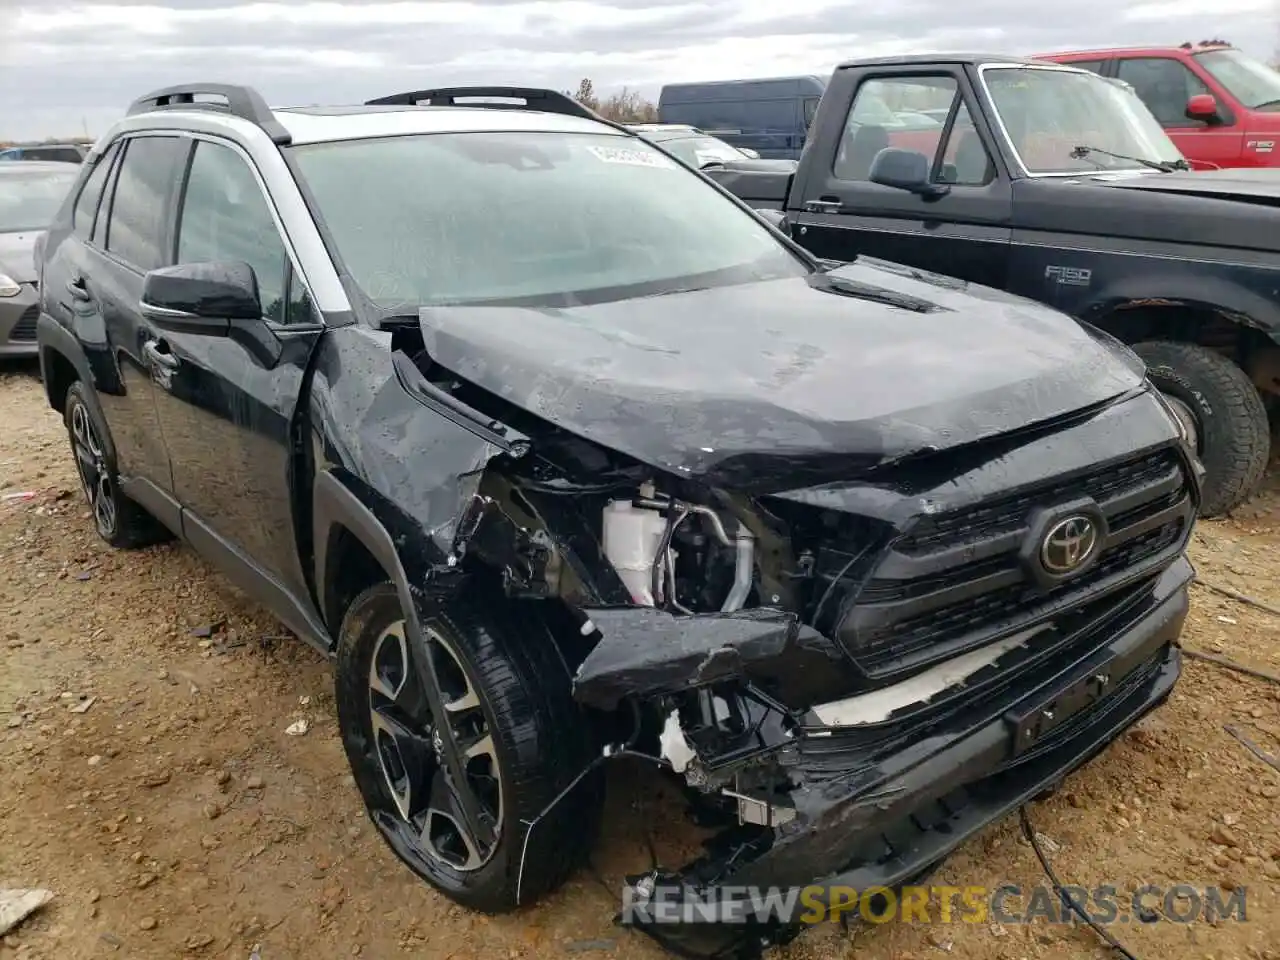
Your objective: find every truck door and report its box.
[789,66,1012,289]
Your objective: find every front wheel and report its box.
[334,581,604,913]
[1130,340,1271,517]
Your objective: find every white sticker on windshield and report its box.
[585,145,677,169]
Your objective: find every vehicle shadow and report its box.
[0,358,41,382]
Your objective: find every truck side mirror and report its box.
[869,147,950,199]
[756,209,790,234]
[1186,94,1222,123]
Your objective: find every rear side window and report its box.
[73,141,120,238]
[105,135,186,272]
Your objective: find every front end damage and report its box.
[399,321,1198,955]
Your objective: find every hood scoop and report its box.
[814,272,942,313]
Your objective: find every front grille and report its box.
[896,451,1178,553]
[9,304,37,342]
[835,448,1192,678]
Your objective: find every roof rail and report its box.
[126,83,292,145]
[365,86,602,122]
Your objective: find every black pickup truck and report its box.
[706,54,1280,517]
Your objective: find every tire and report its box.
[63,381,171,549]
[1130,340,1270,517]
[334,580,604,913]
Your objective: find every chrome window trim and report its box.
[976,61,1156,179]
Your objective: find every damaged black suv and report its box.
[36,83,1197,955]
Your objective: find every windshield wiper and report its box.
[1071,145,1189,173]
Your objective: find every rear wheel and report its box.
[62,382,170,549]
[1131,340,1270,517]
[335,581,603,912]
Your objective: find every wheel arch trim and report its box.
[36,313,124,468]
[313,467,443,653]
[36,313,93,411]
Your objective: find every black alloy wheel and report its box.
[365,615,504,871]
[335,581,603,912]
[62,381,170,549]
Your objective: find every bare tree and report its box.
[596,87,660,123]
[567,79,658,122]
[571,78,599,112]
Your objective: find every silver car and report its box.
[625,123,762,167]
[0,161,78,356]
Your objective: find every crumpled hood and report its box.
[418,258,1142,489]
[0,231,39,284]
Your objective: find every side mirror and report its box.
[869,147,950,199]
[140,260,262,334]
[1186,94,1221,123]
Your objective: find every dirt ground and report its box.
[1,364,1279,960]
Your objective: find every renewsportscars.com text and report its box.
[620,883,1248,926]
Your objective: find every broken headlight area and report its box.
[376,314,1196,960]
[422,380,1192,957]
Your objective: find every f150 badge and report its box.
[1247,140,1275,153]
[1045,265,1092,287]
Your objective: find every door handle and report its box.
[143,339,180,371]
[66,277,91,302]
[805,198,842,213]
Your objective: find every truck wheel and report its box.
[1130,341,1270,517]
[334,581,604,913]
[62,381,171,549]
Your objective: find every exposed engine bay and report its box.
[395,321,1195,957]
[601,487,756,615]
[595,487,798,818]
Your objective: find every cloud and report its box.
[3,0,1275,139]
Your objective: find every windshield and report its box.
[983,66,1184,174]
[1194,48,1280,110]
[0,168,78,232]
[654,134,748,168]
[292,131,805,310]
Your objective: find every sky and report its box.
[3,0,1278,140]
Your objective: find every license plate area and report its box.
[1006,659,1118,758]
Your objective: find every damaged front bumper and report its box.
[590,557,1190,955]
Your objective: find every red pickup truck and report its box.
[1038,43,1280,170]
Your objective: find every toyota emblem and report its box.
[1039,515,1099,576]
